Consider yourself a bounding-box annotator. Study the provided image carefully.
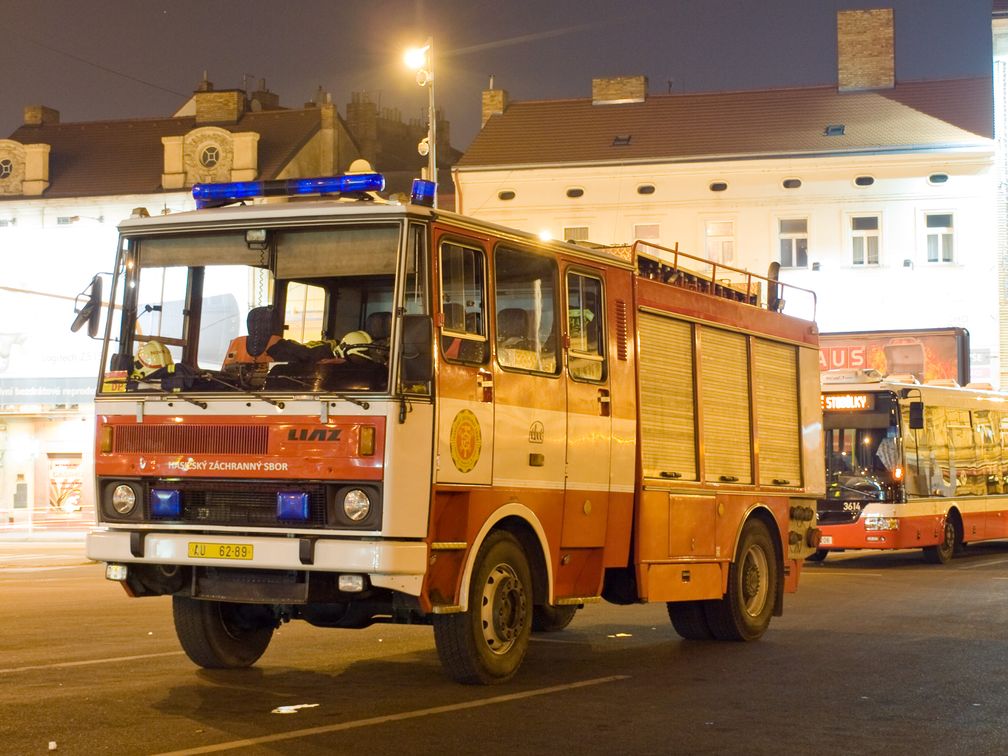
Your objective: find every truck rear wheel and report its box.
[432,531,532,684]
[532,604,577,632]
[172,596,274,668]
[667,600,715,640]
[704,518,778,641]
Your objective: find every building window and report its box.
[925,213,954,263]
[854,175,875,187]
[566,187,584,198]
[709,181,728,192]
[200,146,220,168]
[0,159,12,178]
[705,220,735,263]
[782,178,802,189]
[563,226,589,243]
[634,223,660,240]
[851,215,880,265]
[928,173,949,185]
[778,219,808,268]
[497,190,516,201]
[637,184,655,195]
[57,216,74,225]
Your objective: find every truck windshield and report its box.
[823,422,901,502]
[103,222,416,394]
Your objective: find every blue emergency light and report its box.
[276,491,311,521]
[192,173,386,208]
[150,489,182,518]
[411,179,436,207]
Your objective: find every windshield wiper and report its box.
[200,372,286,409]
[273,373,370,409]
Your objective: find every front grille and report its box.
[115,425,269,455]
[160,479,326,528]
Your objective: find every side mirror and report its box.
[909,401,924,430]
[70,275,103,338]
[400,313,433,384]
[766,261,783,312]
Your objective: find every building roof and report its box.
[458,77,993,170]
[4,108,324,199]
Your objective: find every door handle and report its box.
[477,370,493,403]
[597,388,611,417]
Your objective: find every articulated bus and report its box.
[75,172,824,684]
[817,368,1008,563]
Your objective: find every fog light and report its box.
[151,489,181,518]
[342,489,371,522]
[106,564,128,581]
[111,484,137,515]
[338,574,365,592]
[277,492,310,521]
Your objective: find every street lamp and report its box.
[404,38,437,207]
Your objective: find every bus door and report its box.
[490,246,566,500]
[561,268,612,548]
[435,236,493,485]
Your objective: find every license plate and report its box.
[820,535,833,546]
[188,542,254,560]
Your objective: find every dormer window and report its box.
[0,159,11,179]
[612,135,631,147]
[824,124,845,137]
[200,146,220,168]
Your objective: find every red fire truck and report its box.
[74,173,824,684]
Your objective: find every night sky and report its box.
[2,0,993,151]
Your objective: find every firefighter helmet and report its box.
[132,340,173,379]
[336,330,376,360]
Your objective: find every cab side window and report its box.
[567,271,605,381]
[494,246,559,374]
[439,241,487,363]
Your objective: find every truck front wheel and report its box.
[172,596,275,668]
[703,518,778,641]
[432,531,532,684]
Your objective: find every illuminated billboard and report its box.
[819,327,969,385]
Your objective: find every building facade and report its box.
[454,10,999,386]
[0,80,458,532]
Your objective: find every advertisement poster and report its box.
[819,328,970,385]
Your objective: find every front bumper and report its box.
[87,529,427,596]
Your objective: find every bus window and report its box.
[824,425,900,503]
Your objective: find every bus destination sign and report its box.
[821,393,875,411]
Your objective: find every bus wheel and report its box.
[172,596,274,668]
[806,549,829,563]
[432,531,532,684]
[704,518,778,641]
[923,513,961,564]
[667,600,715,640]
[532,604,577,632]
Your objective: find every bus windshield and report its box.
[824,423,901,502]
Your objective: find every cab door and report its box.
[434,235,493,485]
[561,268,612,547]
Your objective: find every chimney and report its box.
[346,92,379,165]
[837,9,894,91]
[592,75,648,105]
[481,75,509,127]
[249,78,279,111]
[23,105,60,126]
[194,89,246,124]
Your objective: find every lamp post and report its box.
[404,38,437,207]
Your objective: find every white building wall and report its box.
[457,147,999,384]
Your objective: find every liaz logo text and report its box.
[287,428,343,442]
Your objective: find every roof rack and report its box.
[632,240,817,319]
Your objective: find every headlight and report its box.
[864,516,899,531]
[342,489,371,522]
[111,484,137,515]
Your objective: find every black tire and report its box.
[432,531,533,684]
[923,513,961,564]
[667,600,715,640]
[172,596,275,669]
[532,603,578,632]
[806,549,829,563]
[704,518,778,641]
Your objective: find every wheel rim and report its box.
[942,520,956,554]
[740,542,770,617]
[479,562,527,655]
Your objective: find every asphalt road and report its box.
[3,540,1008,755]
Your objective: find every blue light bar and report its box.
[150,489,181,518]
[192,173,386,208]
[411,179,436,207]
[277,492,310,521]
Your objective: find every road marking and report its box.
[0,651,185,675]
[153,675,630,755]
[957,557,1008,570]
[0,565,84,573]
[802,571,884,577]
